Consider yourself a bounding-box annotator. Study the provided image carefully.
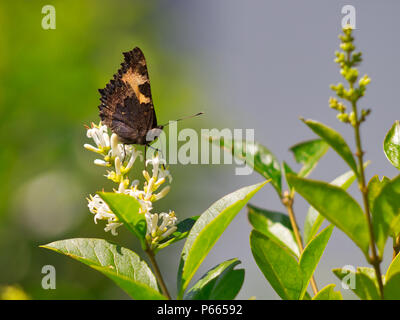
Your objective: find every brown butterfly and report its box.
[98,47,162,146]
[98,47,202,149]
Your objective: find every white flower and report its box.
[85,123,110,153]
[159,168,173,183]
[88,194,114,222]
[115,157,122,175]
[118,184,153,214]
[94,159,109,167]
[104,222,124,236]
[145,211,177,245]
[84,123,175,245]
[87,194,122,235]
[84,143,100,153]
[146,153,166,179]
[124,146,143,172]
[110,133,122,160]
[153,186,171,201]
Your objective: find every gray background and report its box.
[155,0,400,299]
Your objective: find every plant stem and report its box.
[393,235,400,261]
[351,101,385,299]
[283,196,319,296]
[145,248,172,299]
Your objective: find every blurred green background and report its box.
[0,0,212,299]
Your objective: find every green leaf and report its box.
[333,267,380,300]
[303,169,357,244]
[282,161,297,191]
[302,119,358,177]
[289,139,329,177]
[207,136,281,195]
[386,252,400,283]
[183,259,244,300]
[287,174,370,256]
[367,175,390,213]
[372,175,400,257]
[247,204,299,256]
[303,211,324,247]
[98,192,146,247]
[299,226,334,298]
[384,121,400,170]
[312,284,343,300]
[177,180,268,298]
[41,238,165,300]
[384,273,400,299]
[155,216,199,253]
[250,230,303,300]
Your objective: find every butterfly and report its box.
[98,47,163,146]
[98,47,203,161]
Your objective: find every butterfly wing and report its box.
[98,47,157,145]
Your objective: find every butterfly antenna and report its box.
[160,112,204,127]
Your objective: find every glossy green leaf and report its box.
[41,238,165,300]
[303,169,357,244]
[384,273,400,299]
[156,216,199,253]
[299,226,333,298]
[289,139,329,177]
[250,230,303,300]
[207,136,281,195]
[312,284,342,300]
[98,192,145,247]
[247,204,299,256]
[183,259,244,300]
[302,119,358,177]
[287,174,370,256]
[177,181,268,298]
[333,267,380,300]
[304,211,324,247]
[384,121,400,170]
[386,252,400,283]
[372,175,400,257]
[368,175,390,213]
[282,161,297,191]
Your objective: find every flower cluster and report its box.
[330,26,371,126]
[84,122,177,248]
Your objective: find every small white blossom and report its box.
[84,143,101,153]
[85,123,110,153]
[124,146,143,172]
[145,211,177,248]
[115,156,122,176]
[153,186,171,201]
[87,194,114,219]
[94,159,109,167]
[85,123,176,246]
[146,154,166,178]
[110,133,122,160]
[104,222,124,236]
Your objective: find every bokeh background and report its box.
[1,0,399,299]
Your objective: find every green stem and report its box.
[351,100,384,299]
[145,248,171,299]
[282,196,319,296]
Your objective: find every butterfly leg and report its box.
[122,144,127,163]
[146,144,166,170]
[144,145,147,172]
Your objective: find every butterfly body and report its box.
[98,47,162,145]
